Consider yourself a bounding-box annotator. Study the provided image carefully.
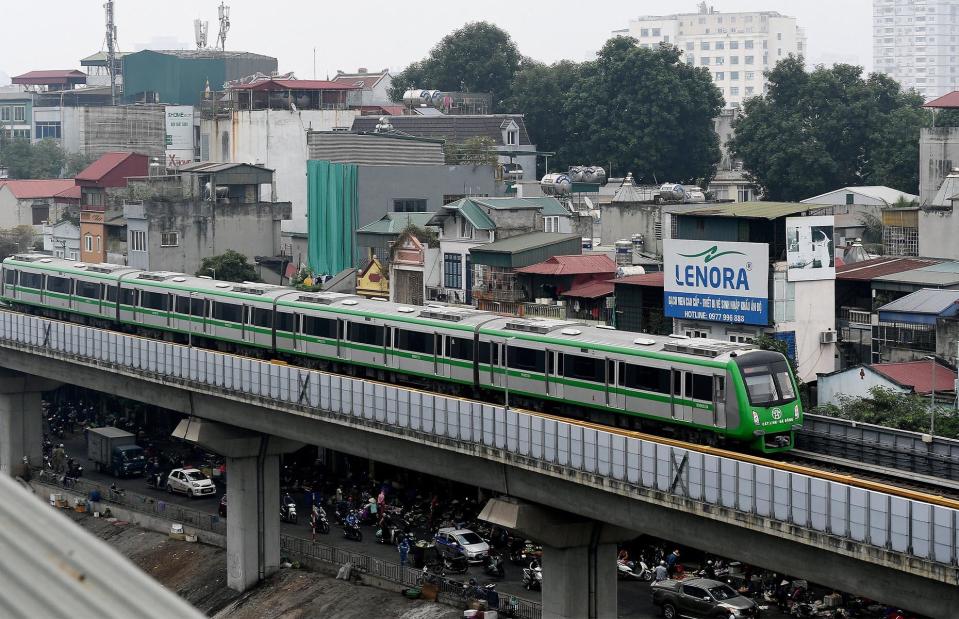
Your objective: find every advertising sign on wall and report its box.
[664,239,770,326]
[164,105,195,168]
[786,216,835,281]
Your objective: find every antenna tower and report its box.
[104,0,119,105]
[194,19,209,49]
[216,2,230,51]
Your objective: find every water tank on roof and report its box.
[541,173,572,196]
[402,89,431,106]
[582,237,593,250]
[659,183,686,201]
[429,90,445,107]
[631,234,644,252]
[617,266,646,278]
[584,166,607,186]
[615,240,632,266]
[568,166,586,182]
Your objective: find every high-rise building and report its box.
[873,0,959,100]
[613,5,806,108]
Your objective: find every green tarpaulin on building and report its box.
[307,160,358,276]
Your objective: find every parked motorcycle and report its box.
[281,501,298,524]
[484,552,506,578]
[617,559,652,581]
[522,560,542,591]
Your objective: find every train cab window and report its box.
[252,308,273,328]
[46,275,71,294]
[76,281,101,300]
[276,312,295,333]
[3,269,16,285]
[447,336,473,361]
[212,301,242,323]
[396,329,434,354]
[562,354,605,383]
[20,272,41,289]
[119,288,135,306]
[715,376,725,400]
[140,291,169,311]
[175,296,191,314]
[621,364,670,394]
[348,322,384,346]
[105,286,117,302]
[507,347,545,373]
[302,316,336,338]
[691,374,713,401]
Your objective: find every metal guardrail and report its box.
[34,472,540,618]
[2,311,958,569]
[798,414,959,482]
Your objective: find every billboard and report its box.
[786,216,835,281]
[164,105,195,169]
[664,239,769,326]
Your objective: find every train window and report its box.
[140,291,169,311]
[20,272,41,289]
[507,347,545,373]
[489,343,498,366]
[119,288,135,306]
[46,275,71,294]
[447,337,473,361]
[691,374,713,401]
[191,297,205,316]
[302,316,336,338]
[562,354,605,383]
[3,269,16,285]
[684,373,692,398]
[213,301,242,323]
[252,308,273,328]
[621,364,670,394]
[175,296,191,314]
[76,281,101,300]
[276,312,295,333]
[105,286,117,302]
[348,322,384,346]
[715,376,726,400]
[396,329,434,354]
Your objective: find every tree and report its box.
[389,22,522,107]
[196,250,259,283]
[0,226,36,261]
[730,57,929,200]
[444,136,499,165]
[65,152,95,176]
[814,386,959,439]
[0,138,66,179]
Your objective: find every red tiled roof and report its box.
[872,360,956,395]
[924,91,959,109]
[515,254,616,276]
[836,257,942,281]
[230,79,358,91]
[54,185,81,201]
[614,272,665,287]
[12,70,86,85]
[76,152,136,182]
[0,179,77,199]
[561,280,615,299]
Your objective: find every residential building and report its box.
[200,78,363,234]
[708,108,756,202]
[817,359,956,408]
[613,5,805,107]
[75,151,149,264]
[801,185,919,252]
[611,272,670,334]
[331,69,393,106]
[918,168,959,259]
[11,70,87,92]
[0,180,79,230]
[42,219,80,261]
[350,114,539,181]
[80,50,128,89]
[919,93,959,202]
[122,163,291,280]
[561,280,617,324]
[388,229,438,306]
[0,91,33,140]
[516,254,617,302]
[873,287,959,363]
[356,212,436,270]
[873,0,959,100]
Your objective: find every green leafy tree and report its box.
[0,226,36,261]
[814,386,958,439]
[730,57,929,200]
[65,152,95,176]
[444,136,499,165]
[389,22,522,107]
[196,250,259,283]
[0,138,66,179]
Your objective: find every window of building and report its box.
[160,231,179,247]
[700,57,710,65]
[745,55,754,64]
[714,57,724,65]
[730,56,740,65]
[13,106,25,122]
[731,71,740,80]
[737,186,752,202]
[744,39,754,49]
[651,28,660,36]
[444,253,462,289]
[0,107,9,121]
[701,41,710,50]
[715,41,724,50]
[34,121,61,139]
[459,218,474,239]
[845,193,855,205]
[130,230,147,252]
[715,72,725,81]
[777,32,782,40]
[96,236,101,251]
[728,333,754,343]
[640,28,649,37]
[685,329,709,339]
[685,42,694,50]
[730,40,739,49]
[12,129,29,139]
[393,198,427,213]
[745,86,754,96]
[773,272,796,323]
[84,234,93,252]
[31,205,48,225]
[686,57,694,66]
[544,216,560,233]
[506,130,517,145]
[745,71,755,80]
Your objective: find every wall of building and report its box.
[201,109,360,233]
[773,271,837,383]
[599,203,663,255]
[919,127,959,204]
[50,105,165,159]
[918,207,959,259]
[817,368,906,407]
[937,318,959,367]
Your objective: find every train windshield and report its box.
[740,361,795,406]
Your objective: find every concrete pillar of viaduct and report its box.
[480,497,633,619]
[173,417,302,593]
[0,370,59,477]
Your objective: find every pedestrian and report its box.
[654,561,668,582]
[310,505,320,542]
[51,444,66,474]
[398,536,410,567]
[666,549,680,576]
[335,486,343,504]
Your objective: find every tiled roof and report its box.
[516,254,616,276]
[801,186,919,205]
[614,272,665,287]
[836,257,943,281]
[0,179,78,199]
[561,280,615,299]
[331,71,389,89]
[12,70,86,85]
[54,185,81,201]
[924,91,959,109]
[230,79,357,91]
[470,232,579,255]
[76,152,137,182]
[872,361,956,395]
[356,212,435,235]
[675,201,815,220]
[351,114,532,146]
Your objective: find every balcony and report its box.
[839,306,872,326]
[475,299,566,320]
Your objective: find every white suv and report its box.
[166,468,216,498]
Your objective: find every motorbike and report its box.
[522,560,543,591]
[281,501,298,524]
[617,559,652,581]
[442,552,469,574]
[483,553,506,578]
[343,522,363,542]
[146,471,166,490]
[316,507,330,534]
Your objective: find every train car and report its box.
[0,255,802,453]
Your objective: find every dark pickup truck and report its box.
[650,577,759,618]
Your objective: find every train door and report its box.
[671,369,694,422]
[606,358,624,410]
[336,318,349,362]
[712,374,726,428]
[434,331,449,380]
[242,304,251,341]
[3,268,16,300]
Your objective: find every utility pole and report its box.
[104,0,119,106]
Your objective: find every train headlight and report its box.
[794,404,799,416]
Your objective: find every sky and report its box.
[0,0,873,85]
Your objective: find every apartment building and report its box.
[613,5,805,107]
[873,0,959,100]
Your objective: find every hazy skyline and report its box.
[0,0,873,86]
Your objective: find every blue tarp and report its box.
[307,160,358,276]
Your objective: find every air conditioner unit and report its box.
[820,330,837,344]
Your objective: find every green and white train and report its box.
[0,255,803,453]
